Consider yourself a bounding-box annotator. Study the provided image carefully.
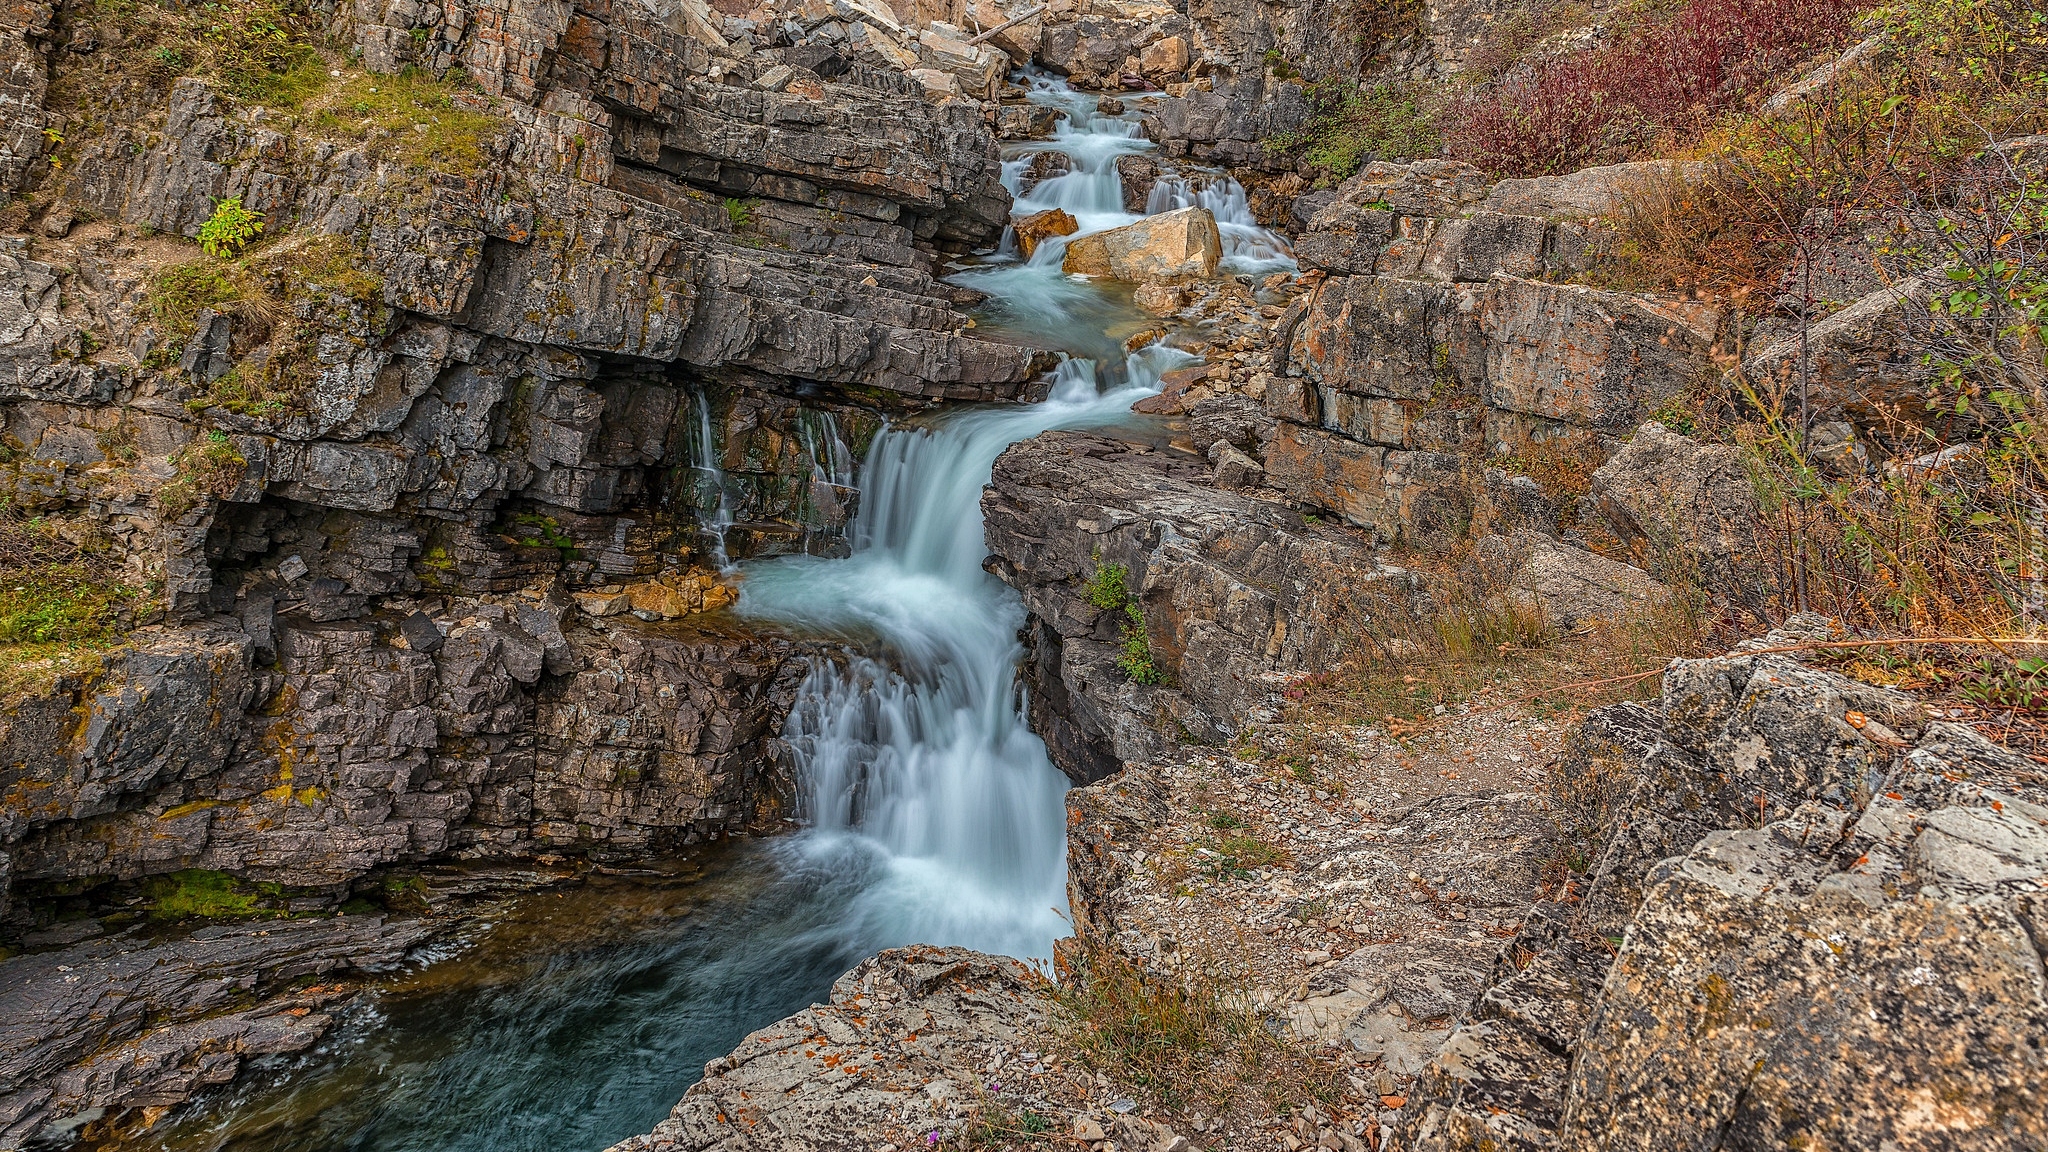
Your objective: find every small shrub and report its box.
[1271,80,1440,180]
[723,197,756,230]
[310,68,503,176]
[198,196,265,258]
[159,431,249,518]
[1054,938,1341,1113]
[1084,559,1165,684]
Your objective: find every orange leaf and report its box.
[1381,1095,1408,1109]
[1844,710,1869,729]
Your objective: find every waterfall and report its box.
[736,351,1188,961]
[1146,173,1297,275]
[689,392,735,568]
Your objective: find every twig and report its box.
[967,4,1045,44]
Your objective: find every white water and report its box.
[732,77,1280,964]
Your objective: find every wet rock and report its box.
[995,102,1060,139]
[0,915,437,1147]
[1115,153,1159,213]
[1062,206,1222,282]
[1014,207,1079,257]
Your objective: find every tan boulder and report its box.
[1131,280,1188,315]
[918,26,1006,99]
[1061,206,1221,282]
[1014,208,1078,257]
[572,589,632,617]
[854,24,921,72]
[909,67,963,100]
[1138,34,1189,81]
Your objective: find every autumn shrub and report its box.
[1445,0,1863,177]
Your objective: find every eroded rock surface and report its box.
[1394,622,2048,1152]
[605,947,1051,1152]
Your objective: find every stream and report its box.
[126,77,1292,1152]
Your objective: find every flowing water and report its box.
[123,78,1290,1152]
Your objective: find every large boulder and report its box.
[1742,277,1933,428]
[1480,159,1700,219]
[1474,529,1666,632]
[1061,206,1222,282]
[1588,421,1758,583]
[1393,631,2048,1152]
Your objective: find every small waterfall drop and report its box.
[1146,173,1297,275]
[688,392,735,568]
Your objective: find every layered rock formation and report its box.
[1,0,1033,910]
[982,430,1415,781]
[1395,620,2048,1151]
[0,0,1038,1127]
[1269,158,1720,545]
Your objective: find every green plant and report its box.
[502,510,580,560]
[1084,559,1165,684]
[159,431,249,518]
[198,196,265,257]
[142,869,279,920]
[303,68,503,176]
[1207,810,1244,830]
[1271,80,1440,180]
[1955,656,2048,709]
[723,197,756,230]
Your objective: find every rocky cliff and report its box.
[0,0,1044,1129]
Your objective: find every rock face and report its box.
[1586,421,1758,583]
[982,430,1414,780]
[1393,621,2048,1152]
[0,0,1029,913]
[1255,156,1718,576]
[1,611,812,894]
[1060,206,1223,282]
[603,946,1050,1152]
[0,914,437,1146]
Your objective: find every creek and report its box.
[126,77,1291,1152]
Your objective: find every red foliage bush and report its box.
[1445,0,1863,176]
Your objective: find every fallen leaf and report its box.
[1380,1095,1407,1109]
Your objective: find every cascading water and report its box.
[737,349,1192,961]
[688,393,736,569]
[128,73,1250,1152]
[1146,174,1297,275]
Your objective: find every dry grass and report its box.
[1052,937,1346,1116]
